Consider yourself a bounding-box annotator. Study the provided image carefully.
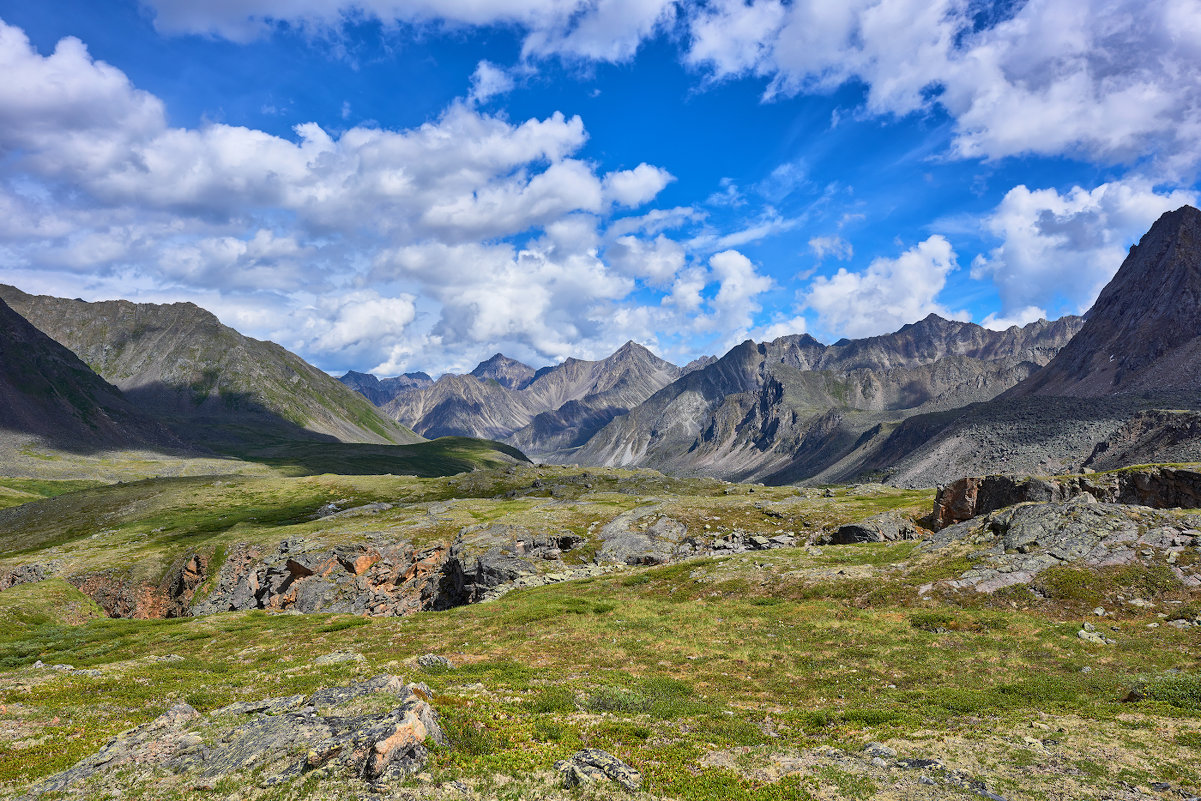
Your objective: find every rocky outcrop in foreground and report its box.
[931,467,1201,530]
[922,497,1201,594]
[19,674,444,800]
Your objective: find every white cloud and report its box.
[602,163,675,208]
[979,306,1048,331]
[750,315,807,342]
[142,0,677,62]
[808,235,852,262]
[467,60,515,105]
[804,235,965,339]
[606,234,685,284]
[134,1,1201,175]
[303,290,418,354]
[0,18,718,373]
[683,0,1201,175]
[971,179,1198,318]
[703,249,774,336]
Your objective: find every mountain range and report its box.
[0,297,178,453]
[5,205,1201,487]
[338,205,1201,486]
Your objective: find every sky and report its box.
[0,1,1198,377]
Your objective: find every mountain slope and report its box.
[508,342,682,456]
[1008,205,1201,397]
[383,342,682,456]
[0,298,179,451]
[338,370,433,406]
[871,205,1201,486]
[575,316,1082,483]
[0,285,421,447]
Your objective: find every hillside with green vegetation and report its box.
[0,284,421,448]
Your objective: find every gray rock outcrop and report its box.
[923,498,1201,593]
[18,675,443,799]
[554,748,643,792]
[832,510,925,544]
[931,467,1201,530]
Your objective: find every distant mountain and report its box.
[384,373,534,441]
[470,353,537,389]
[0,298,179,451]
[0,285,421,448]
[339,370,433,406]
[874,205,1201,486]
[383,341,682,457]
[508,341,682,457]
[574,315,1082,483]
[1008,205,1201,397]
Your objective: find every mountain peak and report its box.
[1009,204,1201,397]
[470,352,536,389]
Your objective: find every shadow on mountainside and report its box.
[3,381,529,478]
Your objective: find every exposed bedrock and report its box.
[931,467,1201,530]
[922,497,1201,593]
[18,674,443,800]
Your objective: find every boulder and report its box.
[554,748,642,792]
[832,510,924,544]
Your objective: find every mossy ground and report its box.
[0,467,1198,800]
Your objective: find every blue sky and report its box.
[0,0,1197,376]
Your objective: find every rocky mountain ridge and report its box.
[575,315,1082,483]
[1010,204,1201,398]
[871,205,1201,486]
[382,341,683,459]
[338,370,433,406]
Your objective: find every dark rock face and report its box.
[931,467,1201,530]
[18,675,444,800]
[832,510,925,544]
[1010,205,1201,398]
[923,498,1201,593]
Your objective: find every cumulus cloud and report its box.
[979,306,1048,331]
[606,234,685,284]
[0,18,733,373]
[467,60,515,105]
[603,163,675,208]
[804,235,965,339]
[702,249,774,335]
[683,0,1201,175]
[971,179,1198,318]
[136,1,1201,174]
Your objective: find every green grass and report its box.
[1,464,1199,800]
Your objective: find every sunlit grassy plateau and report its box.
[1,462,1199,801]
